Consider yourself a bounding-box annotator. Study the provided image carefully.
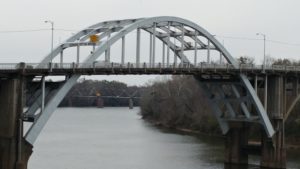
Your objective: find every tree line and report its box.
[59,79,146,107]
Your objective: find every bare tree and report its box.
[237,56,255,64]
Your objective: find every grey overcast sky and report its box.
[0,0,300,85]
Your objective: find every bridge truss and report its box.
[23,16,276,145]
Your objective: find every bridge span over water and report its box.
[0,16,296,169]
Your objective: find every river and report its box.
[27,107,300,169]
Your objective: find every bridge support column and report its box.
[261,75,286,169]
[224,122,248,167]
[129,98,133,109]
[96,96,104,108]
[0,78,33,169]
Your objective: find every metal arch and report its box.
[172,25,208,47]
[39,16,238,67]
[88,18,142,29]
[157,25,218,51]
[26,16,275,145]
[38,19,143,66]
[81,16,238,65]
[142,27,191,63]
[79,27,123,42]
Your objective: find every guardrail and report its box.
[1,62,300,72]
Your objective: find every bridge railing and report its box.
[0,63,20,69]
[1,62,300,72]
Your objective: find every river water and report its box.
[27,107,300,169]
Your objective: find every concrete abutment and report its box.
[0,78,32,169]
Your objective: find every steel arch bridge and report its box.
[24,16,276,145]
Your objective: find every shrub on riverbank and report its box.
[140,76,221,135]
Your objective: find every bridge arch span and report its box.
[26,17,275,145]
[39,16,237,68]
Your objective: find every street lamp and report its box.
[256,33,266,72]
[45,20,54,71]
[207,34,216,64]
[220,39,225,64]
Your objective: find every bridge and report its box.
[69,90,141,108]
[0,16,297,169]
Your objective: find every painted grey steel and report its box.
[220,54,223,64]
[105,33,111,63]
[25,75,80,144]
[173,25,198,48]
[215,85,236,118]
[79,27,123,42]
[152,23,156,67]
[77,44,80,64]
[207,39,210,63]
[285,84,300,121]
[167,22,170,66]
[284,78,300,121]
[231,85,251,118]
[41,76,45,113]
[149,33,153,67]
[121,36,125,66]
[3,62,300,72]
[136,29,141,67]
[60,51,63,67]
[93,45,95,52]
[26,16,275,144]
[240,74,274,137]
[194,32,197,66]
[61,42,101,48]
[24,87,51,117]
[40,19,130,64]
[189,34,206,48]
[174,35,177,66]
[162,43,165,67]
[180,24,184,65]
[143,27,190,64]
[219,39,225,64]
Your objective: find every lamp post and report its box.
[256,33,266,72]
[45,20,54,71]
[207,34,217,64]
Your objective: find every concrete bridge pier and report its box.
[223,75,286,168]
[261,75,286,169]
[0,78,32,169]
[96,96,104,108]
[129,98,133,109]
[224,122,249,166]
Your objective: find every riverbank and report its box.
[144,117,223,138]
[143,117,300,150]
[139,75,300,151]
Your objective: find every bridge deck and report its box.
[0,62,299,77]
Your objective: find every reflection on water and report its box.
[27,107,300,169]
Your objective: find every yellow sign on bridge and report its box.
[89,34,99,43]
